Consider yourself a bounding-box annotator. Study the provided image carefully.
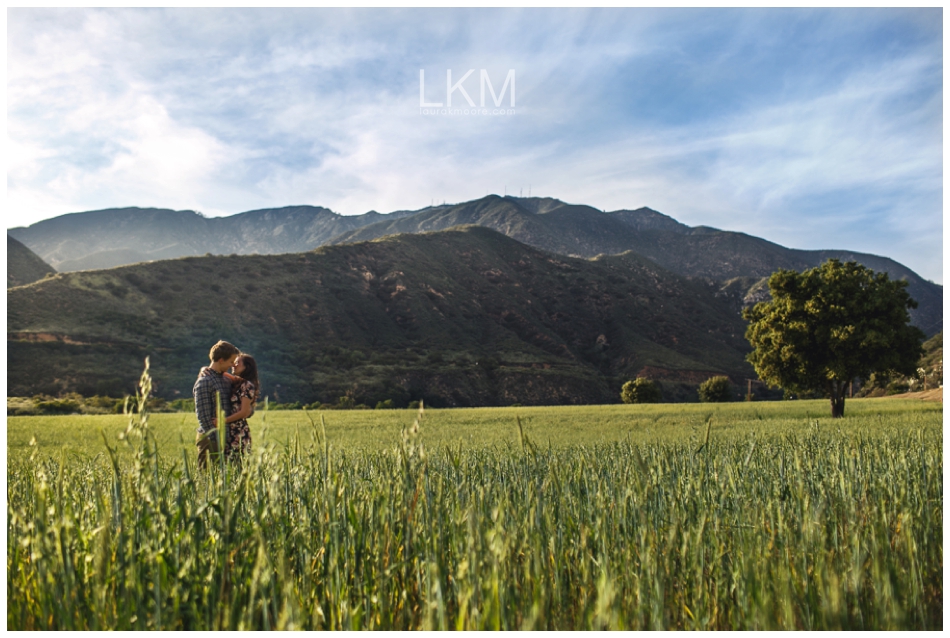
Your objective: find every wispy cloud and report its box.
[7,8,942,281]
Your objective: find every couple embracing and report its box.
[193,340,261,469]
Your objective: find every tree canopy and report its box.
[698,376,733,403]
[743,259,924,417]
[621,378,661,404]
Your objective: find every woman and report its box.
[221,354,260,464]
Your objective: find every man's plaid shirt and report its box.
[193,367,233,436]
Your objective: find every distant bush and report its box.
[621,378,661,404]
[7,397,38,416]
[783,387,823,401]
[168,398,195,412]
[886,380,910,395]
[308,397,374,410]
[408,400,421,410]
[123,272,143,287]
[7,393,126,416]
[698,376,733,403]
[270,401,303,410]
[375,400,395,410]
[86,395,120,409]
[146,397,176,412]
[34,398,82,415]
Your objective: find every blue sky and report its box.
[7,8,943,282]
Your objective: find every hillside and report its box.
[337,197,942,335]
[10,196,941,335]
[7,235,55,288]
[8,226,753,405]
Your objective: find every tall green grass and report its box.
[7,370,942,629]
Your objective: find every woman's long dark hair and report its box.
[237,354,260,402]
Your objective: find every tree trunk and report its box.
[828,379,846,418]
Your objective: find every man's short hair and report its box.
[209,340,240,362]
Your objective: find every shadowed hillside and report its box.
[10,196,940,335]
[8,235,55,288]
[338,196,942,336]
[8,226,753,405]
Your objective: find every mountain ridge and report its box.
[9,195,940,336]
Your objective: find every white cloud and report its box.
[6,8,943,283]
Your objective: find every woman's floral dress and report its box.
[226,379,254,463]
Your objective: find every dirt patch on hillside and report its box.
[882,388,942,402]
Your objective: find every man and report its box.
[193,340,240,470]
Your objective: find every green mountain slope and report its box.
[8,226,752,405]
[8,235,55,288]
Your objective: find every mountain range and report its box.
[7,196,940,404]
[9,195,940,336]
[8,226,753,405]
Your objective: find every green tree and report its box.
[621,378,661,404]
[698,376,733,403]
[743,259,924,418]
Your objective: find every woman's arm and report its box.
[225,396,254,423]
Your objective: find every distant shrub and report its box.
[375,399,395,410]
[7,397,38,416]
[621,378,661,404]
[886,380,910,395]
[476,357,499,371]
[77,395,126,414]
[147,397,174,412]
[408,400,421,410]
[168,398,195,412]
[270,401,303,410]
[34,398,82,415]
[104,281,128,298]
[783,387,822,401]
[699,376,733,403]
[304,402,323,410]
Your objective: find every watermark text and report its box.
[420,69,516,115]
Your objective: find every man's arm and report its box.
[194,377,218,433]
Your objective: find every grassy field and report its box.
[7,396,942,629]
[7,397,941,459]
